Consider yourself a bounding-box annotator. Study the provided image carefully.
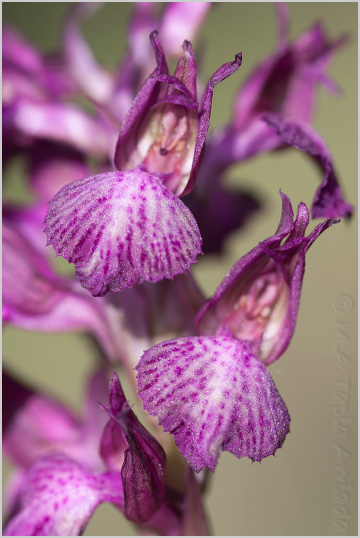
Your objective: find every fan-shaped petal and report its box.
[136,336,290,472]
[45,170,202,297]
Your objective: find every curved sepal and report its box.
[100,372,166,523]
[263,114,353,219]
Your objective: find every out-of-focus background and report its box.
[2,3,357,536]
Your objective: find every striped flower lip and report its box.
[44,169,202,297]
[136,336,290,473]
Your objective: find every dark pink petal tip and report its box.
[100,372,166,523]
[44,170,202,297]
[263,114,353,219]
[136,336,290,473]
[183,52,242,197]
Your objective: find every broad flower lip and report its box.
[136,336,290,473]
[196,192,339,364]
[44,169,202,297]
[100,372,166,523]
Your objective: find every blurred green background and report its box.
[3,2,357,535]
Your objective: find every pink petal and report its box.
[182,51,242,196]
[136,336,290,472]
[63,4,114,103]
[45,170,202,297]
[7,100,109,157]
[2,222,119,360]
[3,454,124,536]
[263,114,353,219]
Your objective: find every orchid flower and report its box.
[136,193,338,472]
[44,33,242,297]
[196,191,339,363]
